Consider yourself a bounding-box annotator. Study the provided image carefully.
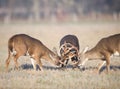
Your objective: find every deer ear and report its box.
[82,46,89,54]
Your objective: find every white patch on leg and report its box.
[98,61,106,71]
[30,58,36,70]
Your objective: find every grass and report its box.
[0,22,120,89]
[0,69,120,89]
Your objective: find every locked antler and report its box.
[60,42,79,57]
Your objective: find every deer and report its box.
[6,34,63,72]
[78,34,120,73]
[59,34,80,68]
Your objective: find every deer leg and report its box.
[13,56,19,70]
[14,58,18,70]
[104,53,111,73]
[37,60,43,71]
[106,57,110,74]
[6,50,11,72]
[97,61,106,73]
[30,57,36,71]
[34,56,43,71]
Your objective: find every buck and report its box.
[59,34,80,67]
[78,34,120,73]
[6,34,63,71]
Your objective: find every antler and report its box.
[60,42,79,56]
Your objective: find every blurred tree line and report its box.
[0,0,120,23]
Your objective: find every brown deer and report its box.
[6,34,63,71]
[78,34,120,73]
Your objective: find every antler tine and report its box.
[59,42,69,53]
[60,42,79,58]
[68,44,79,54]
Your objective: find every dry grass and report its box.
[0,21,120,89]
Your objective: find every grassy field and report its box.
[0,22,120,89]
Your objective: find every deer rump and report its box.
[60,35,80,67]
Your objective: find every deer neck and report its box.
[48,49,58,58]
[85,47,102,60]
[45,48,60,65]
